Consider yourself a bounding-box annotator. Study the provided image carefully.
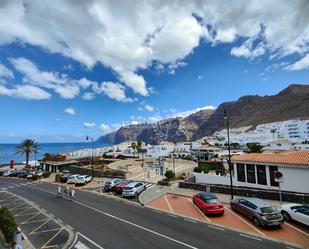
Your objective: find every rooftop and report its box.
[232,151,309,166]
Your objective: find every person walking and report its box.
[70,189,75,201]
[65,186,69,198]
[57,186,62,198]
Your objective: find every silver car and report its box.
[231,198,284,227]
[104,178,122,191]
[122,182,146,198]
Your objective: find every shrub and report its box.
[164,170,175,180]
[194,164,209,173]
[43,171,51,178]
[31,174,39,181]
[182,155,194,161]
[215,168,227,176]
[0,207,18,243]
[55,173,61,182]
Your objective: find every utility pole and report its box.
[86,136,94,178]
[224,109,234,200]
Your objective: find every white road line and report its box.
[67,225,74,230]
[208,225,225,231]
[285,222,309,237]
[33,187,198,249]
[239,233,262,241]
[164,195,174,213]
[187,198,211,223]
[168,214,178,218]
[49,213,55,218]
[74,241,90,249]
[286,246,296,249]
[184,218,197,223]
[57,219,63,223]
[152,209,162,214]
[41,208,47,212]
[69,232,105,249]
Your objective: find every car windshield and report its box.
[125,187,133,190]
[77,176,84,179]
[261,206,277,213]
[207,198,219,204]
[105,182,111,185]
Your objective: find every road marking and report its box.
[69,232,105,249]
[164,195,174,213]
[208,225,225,231]
[285,222,309,237]
[239,233,262,241]
[42,208,47,212]
[187,198,211,223]
[152,209,162,214]
[67,225,74,230]
[35,187,198,249]
[49,213,55,218]
[74,241,90,249]
[57,219,64,223]
[168,214,178,218]
[184,218,197,223]
[22,218,50,225]
[225,206,265,236]
[29,219,51,234]
[15,207,34,216]
[41,228,64,249]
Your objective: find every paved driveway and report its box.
[147,194,309,248]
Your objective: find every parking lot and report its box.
[147,194,309,248]
[0,190,72,249]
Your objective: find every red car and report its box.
[114,180,132,194]
[193,192,224,216]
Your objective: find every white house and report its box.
[194,150,309,194]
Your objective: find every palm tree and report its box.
[131,142,137,157]
[270,129,277,140]
[15,139,39,167]
[136,141,142,158]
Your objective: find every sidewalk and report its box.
[139,182,286,207]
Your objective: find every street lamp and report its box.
[86,135,94,178]
[224,109,234,200]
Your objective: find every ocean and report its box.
[0,142,111,164]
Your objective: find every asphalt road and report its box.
[0,177,292,249]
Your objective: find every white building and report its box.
[194,150,309,194]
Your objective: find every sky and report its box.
[0,0,308,143]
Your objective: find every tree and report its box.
[270,129,277,140]
[131,142,137,157]
[15,139,38,167]
[246,142,264,153]
[165,170,175,180]
[136,140,142,157]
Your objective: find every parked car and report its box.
[17,171,28,178]
[104,178,122,191]
[35,170,44,177]
[67,174,80,184]
[122,182,146,198]
[193,192,224,215]
[231,198,284,227]
[114,180,132,194]
[3,170,14,177]
[281,203,309,226]
[0,170,6,176]
[75,175,92,186]
[60,173,71,183]
[26,172,34,180]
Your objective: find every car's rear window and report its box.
[125,187,133,190]
[261,206,277,213]
[207,198,219,204]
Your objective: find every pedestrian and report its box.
[65,186,69,198]
[11,241,22,249]
[70,189,75,201]
[57,186,62,198]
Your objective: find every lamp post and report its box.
[86,136,94,178]
[224,109,234,200]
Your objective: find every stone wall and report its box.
[68,166,125,178]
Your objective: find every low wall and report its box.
[68,166,125,178]
[179,181,309,204]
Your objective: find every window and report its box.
[246,164,256,183]
[257,165,267,185]
[269,166,279,187]
[237,163,245,182]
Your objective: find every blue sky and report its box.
[0,1,308,143]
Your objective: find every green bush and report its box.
[194,164,209,173]
[215,168,227,176]
[164,170,175,180]
[0,207,18,243]
[31,174,39,181]
[43,171,51,178]
[182,155,194,161]
[55,173,61,182]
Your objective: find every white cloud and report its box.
[99,124,111,133]
[93,81,133,103]
[197,75,204,80]
[170,105,217,118]
[145,104,155,112]
[82,92,96,100]
[83,122,96,128]
[0,84,51,100]
[285,54,309,71]
[0,64,14,79]
[64,107,76,115]
[0,0,308,91]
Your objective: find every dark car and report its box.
[114,180,132,194]
[231,198,284,227]
[17,171,28,178]
[104,178,122,192]
[193,192,224,216]
[60,173,71,183]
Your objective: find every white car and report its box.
[75,175,92,186]
[67,174,80,184]
[281,203,309,226]
[122,182,146,198]
[3,170,14,177]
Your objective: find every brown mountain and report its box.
[98,84,309,144]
